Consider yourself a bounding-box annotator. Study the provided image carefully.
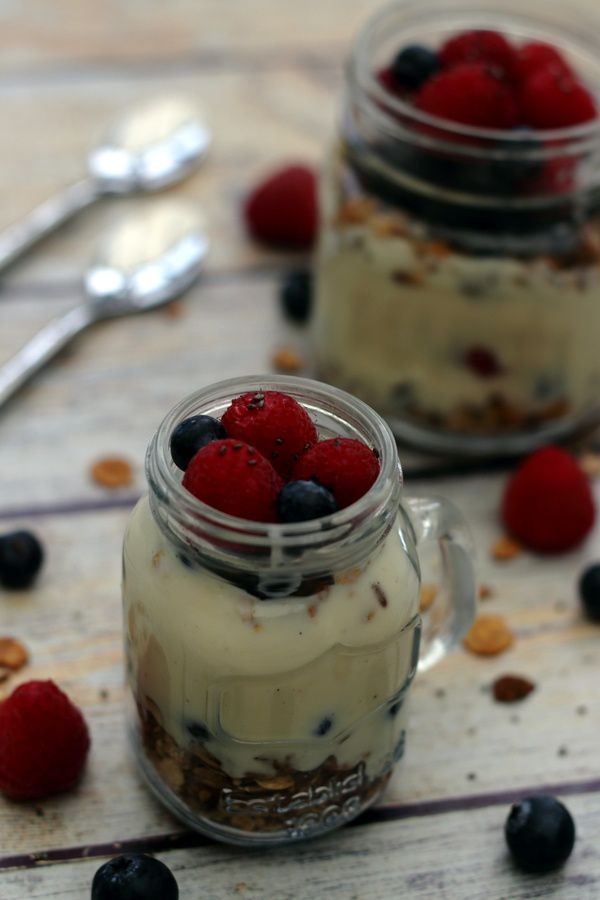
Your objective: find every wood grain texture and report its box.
[3,794,600,898]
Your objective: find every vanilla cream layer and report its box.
[315,223,600,417]
[124,497,420,778]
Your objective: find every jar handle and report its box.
[403,495,477,673]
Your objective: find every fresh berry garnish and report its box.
[170,415,226,471]
[502,446,595,554]
[277,480,338,523]
[293,438,380,509]
[0,530,44,589]
[416,63,519,129]
[463,346,503,378]
[92,854,179,900]
[505,795,576,872]
[516,42,573,83]
[221,390,317,479]
[377,66,404,97]
[390,45,439,91]
[0,680,90,800]
[182,439,283,522]
[280,269,312,324]
[244,164,317,249]
[439,30,519,81]
[519,67,597,129]
[579,563,600,622]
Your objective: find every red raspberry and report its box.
[464,346,503,379]
[516,42,573,83]
[502,446,596,554]
[519,67,597,129]
[0,680,90,800]
[416,63,519,130]
[183,439,283,522]
[221,390,318,479]
[292,438,380,509]
[244,164,317,249]
[439,30,519,81]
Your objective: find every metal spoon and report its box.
[0,96,211,273]
[0,200,208,409]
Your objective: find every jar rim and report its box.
[146,375,402,555]
[351,0,600,154]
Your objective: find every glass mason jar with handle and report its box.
[123,375,476,846]
[315,0,600,456]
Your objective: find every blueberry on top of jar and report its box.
[277,480,338,523]
[390,45,439,91]
[170,415,227,471]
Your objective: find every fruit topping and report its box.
[516,41,573,82]
[463,614,514,656]
[439,29,519,82]
[502,446,595,554]
[280,268,312,323]
[505,795,576,872]
[519,66,597,129]
[0,680,90,800]
[221,390,317,479]
[90,457,133,489]
[182,439,283,522]
[92,854,179,900]
[170,415,226,471]
[390,45,439,91]
[492,674,535,703]
[277,480,338,523]
[578,563,600,622]
[293,437,380,509]
[0,530,44,589]
[416,63,519,129]
[463,346,503,378]
[244,164,317,249]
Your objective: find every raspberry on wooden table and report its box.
[244,164,317,249]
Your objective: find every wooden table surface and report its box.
[2,2,600,897]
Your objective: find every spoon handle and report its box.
[0,303,94,409]
[0,179,99,273]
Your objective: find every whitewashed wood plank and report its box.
[3,794,600,899]
[0,496,599,856]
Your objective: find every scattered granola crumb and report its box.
[467,772,477,781]
[99,689,109,701]
[234,884,248,895]
[558,745,569,757]
[90,457,133,489]
[463,614,514,656]
[420,583,438,612]
[576,704,588,716]
[434,688,446,699]
[579,452,600,478]
[162,299,185,319]
[491,534,522,561]
[0,637,29,671]
[272,346,304,373]
[479,583,493,600]
[492,674,535,703]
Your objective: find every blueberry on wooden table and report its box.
[170,414,226,471]
[279,269,312,324]
[505,795,575,872]
[91,854,178,899]
[579,563,600,621]
[0,530,44,589]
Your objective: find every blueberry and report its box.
[505,795,576,872]
[186,720,210,741]
[277,480,337,524]
[170,415,226,471]
[91,854,178,900]
[390,45,439,91]
[579,563,600,622]
[280,269,312,324]
[315,716,334,736]
[0,530,44,589]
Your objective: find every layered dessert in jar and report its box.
[123,377,423,844]
[315,1,600,454]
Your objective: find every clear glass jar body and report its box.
[315,0,600,456]
[123,376,424,846]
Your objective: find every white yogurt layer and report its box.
[124,496,420,779]
[315,182,600,422]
